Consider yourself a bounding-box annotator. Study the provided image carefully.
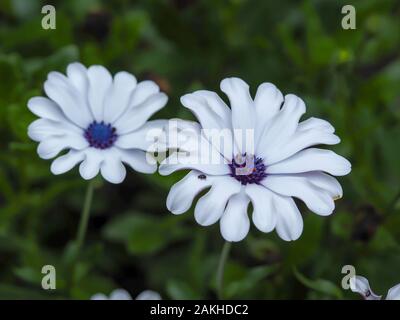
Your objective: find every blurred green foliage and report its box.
[1,0,400,300]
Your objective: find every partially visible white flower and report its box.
[350,275,400,300]
[91,289,132,300]
[28,62,168,184]
[386,283,400,300]
[135,290,162,300]
[91,289,161,300]
[160,77,351,242]
[350,276,381,300]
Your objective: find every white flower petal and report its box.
[115,120,167,151]
[350,276,382,300]
[297,117,335,133]
[37,136,88,160]
[159,152,230,176]
[51,150,85,175]
[266,148,351,176]
[257,94,305,157]
[159,119,202,152]
[262,174,336,216]
[386,283,400,300]
[192,90,231,122]
[79,148,103,180]
[28,97,68,122]
[159,128,230,176]
[220,192,250,242]
[109,289,132,300]
[245,184,277,233]
[91,293,108,300]
[87,65,113,122]
[181,92,231,130]
[100,149,127,184]
[44,72,93,128]
[66,62,89,98]
[194,177,241,226]
[304,172,343,199]
[129,80,160,107]
[181,93,234,159]
[103,71,137,124]
[254,82,284,124]
[115,93,168,134]
[220,77,254,129]
[118,148,157,174]
[167,171,213,214]
[273,194,303,241]
[135,290,162,300]
[28,118,82,142]
[265,128,340,165]
[350,275,369,295]
[220,77,255,154]
[112,80,160,123]
[28,120,62,142]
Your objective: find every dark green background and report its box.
[0,0,400,299]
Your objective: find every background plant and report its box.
[0,0,400,299]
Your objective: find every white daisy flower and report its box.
[91,289,161,300]
[350,275,400,300]
[28,62,168,184]
[160,77,351,242]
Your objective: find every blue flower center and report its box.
[229,154,267,185]
[84,121,118,149]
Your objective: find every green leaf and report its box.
[14,266,42,284]
[0,284,62,300]
[225,265,278,299]
[293,268,343,299]
[166,279,201,300]
[103,212,187,255]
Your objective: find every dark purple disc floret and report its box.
[84,121,118,149]
[228,154,267,185]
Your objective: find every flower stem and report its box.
[75,179,95,253]
[216,241,232,300]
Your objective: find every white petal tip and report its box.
[67,62,86,71]
[50,165,64,175]
[170,208,186,215]
[221,233,247,242]
[220,77,248,92]
[102,176,125,184]
[180,94,192,106]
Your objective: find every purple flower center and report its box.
[229,154,267,185]
[84,121,118,149]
